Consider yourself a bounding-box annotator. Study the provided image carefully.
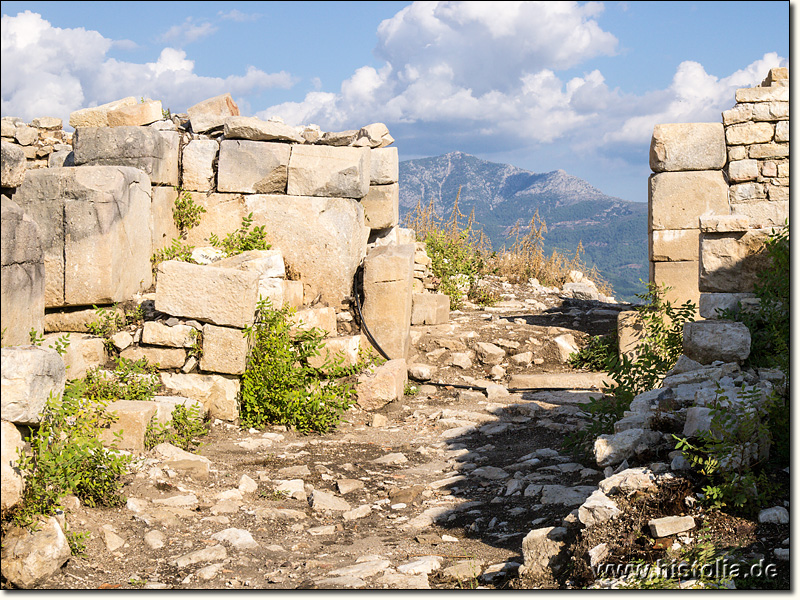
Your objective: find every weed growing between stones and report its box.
[239,299,355,433]
[151,238,197,273]
[86,303,142,354]
[564,283,694,458]
[173,187,206,239]
[78,357,160,403]
[145,403,209,453]
[568,333,618,371]
[208,212,270,256]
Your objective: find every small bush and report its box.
[151,238,197,273]
[568,333,618,371]
[173,187,206,239]
[145,403,209,452]
[240,299,354,433]
[209,213,270,256]
[78,356,160,404]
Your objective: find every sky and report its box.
[0,1,790,203]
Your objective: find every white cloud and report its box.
[1,11,295,124]
[160,17,218,46]
[218,9,261,22]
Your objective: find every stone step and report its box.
[508,372,613,391]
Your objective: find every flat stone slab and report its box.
[509,372,612,391]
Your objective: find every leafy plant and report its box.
[78,356,160,404]
[145,403,209,452]
[151,238,197,273]
[240,299,354,433]
[86,304,126,352]
[173,187,206,239]
[208,212,270,256]
[66,529,90,556]
[49,333,71,357]
[568,333,618,371]
[29,328,45,346]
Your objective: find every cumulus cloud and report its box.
[160,17,218,46]
[1,11,295,124]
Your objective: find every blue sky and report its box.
[1,1,790,203]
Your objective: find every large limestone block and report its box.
[182,193,246,248]
[411,293,450,325]
[287,145,370,199]
[650,229,699,262]
[699,229,772,293]
[151,185,180,254]
[1,420,25,512]
[99,400,158,452]
[155,260,259,328]
[291,307,337,336]
[73,126,179,186]
[44,306,122,333]
[246,194,369,306]
[200,324,249,375]
[1,140,26,187]
[735,85,789,104]
[594,428,662,467]
[683,320,751,365]
[1,199,44,345]
[256,278,303,309]
[217,140,291,194]
[181,139,219,192]
[521,527,567,579]
[617,311,645,363]
[649,123,726,172]
[357,359,407,411]
[214,249,286,279]
[107,100,163,127]
[1,346,66,425]
[142,322,198,347]
[361,183,399,230]
[725,122,775,146]
[308,335,361,371]
[508,372,610,391]
[651,260,700,309]
[223,116,305,143]
[0,516,72,588]
[370,147,399,184]
[699,292,758,319]
[187,93,240,133]
[648,171,729,231]
[43,333,106,381]
[160,372,240,421]
[120,346,187,369]
[362,244,414,360]
[68,96,138,128]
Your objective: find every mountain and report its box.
[398,151,648,302]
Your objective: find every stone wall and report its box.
[648,67,789,314]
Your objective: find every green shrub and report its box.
[209,213,270,256]
[173,187,206,239]
[78,356,160,404]
[240,299,354,433]
[145,403,209,452]
[568,334,618,371]
[151,238,197,272]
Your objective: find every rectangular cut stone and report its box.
[151,186,179,255]
[700,230,773,293]
[73,126,179,186]
[725,122,774,145]
[508,372,610,391]
[69,97,138,128]
[735,86,789,103]
[774,121,789,142]
[120,346,187,369]
[246,195,369,306]
[648,171,729,230]
[160,372,240,421]
[753,102,789,121]
[12,167,153,307]
[617,311,644,362]
[200,324,249,375]
[142,321,198,347]
[100,400,158,452]
[361,183,399,230]
[698,215,750,233]
[182,193,246,248]
[43,332,106,380]
[217,140,290,194]
[362,244,414,359]
[187,93,240,133]
[699,293,758,319]
[721,104,753,126]
[766,185,788,203]
[411,293,450,325]
[291,307,336,336]
[155,260,259,328]
[650,229,699,262]
[107,100,163,127]
[651,260,700,309]
[1,346,66,425]
[308,335,361,371]
[748,142,789,159]
[370,147,399,184]
[727,159,759,182]
[287,145,370,199]
[256,278,304,309]
[649,516,695,538]
[729,182,766,204]
[649,123,725,172]
[182,139,219,192]
[223,116,305,143]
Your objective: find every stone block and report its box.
[593,428,662,468]
[214,249,286,279]
[698,215,750,233]
[651,260,700,309]
[120,346,187,369]
[187,93,240,133]
[648,171,729,230]
[650,229,699,262]
[256,278,299,309]
[155,260,259,328]
[1,199,44,345]
[362,244,414,359]
[287,145,370,199]
[354,123,394,148]
[200,324,249,375]
[683,406,713,437]
[699,229,772,293]
[725,122,775,145]
[1,140,26,187]
[181,139,218,192]
[48,150,74,168]
[683,320,751,364]
[0,516,72,589]
[721,104,753,126]
[357,359,407,411]
[107,100,163,127]
[730,201,789,229]
[508,372,610,391]
[182,193,246,248]
[160,372,240,421]
[99,400,158,452]
[44,306,123,333]
[223,116,304,143]
[153,442,211,479]
[43,333,106,381]
[217,140,291,194]
[370,147,399,184]
[727,159,759,182]
[521,527,567,579]
[735,85,789,103]
[748,142,789,159]
[73,126,179,186]
[246,194,369,306]
[649,123,725,172]
[308,335,361,371]
[361,183,399,229]
[729,182,766,204]
[142,321,198,347]
[648,516,695,538]
[1,420,25,512]
[150,185,180,254]
[68,96,138,128]
[291,306,337,336]
[617,310,644,362]
[698,292,758,319]
[774,120,789,142]
[411,293,450,325]
[152,396,206,425]
[578,490,621,528]
[1,346,66,425]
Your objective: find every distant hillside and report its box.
[398,151,648,301]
